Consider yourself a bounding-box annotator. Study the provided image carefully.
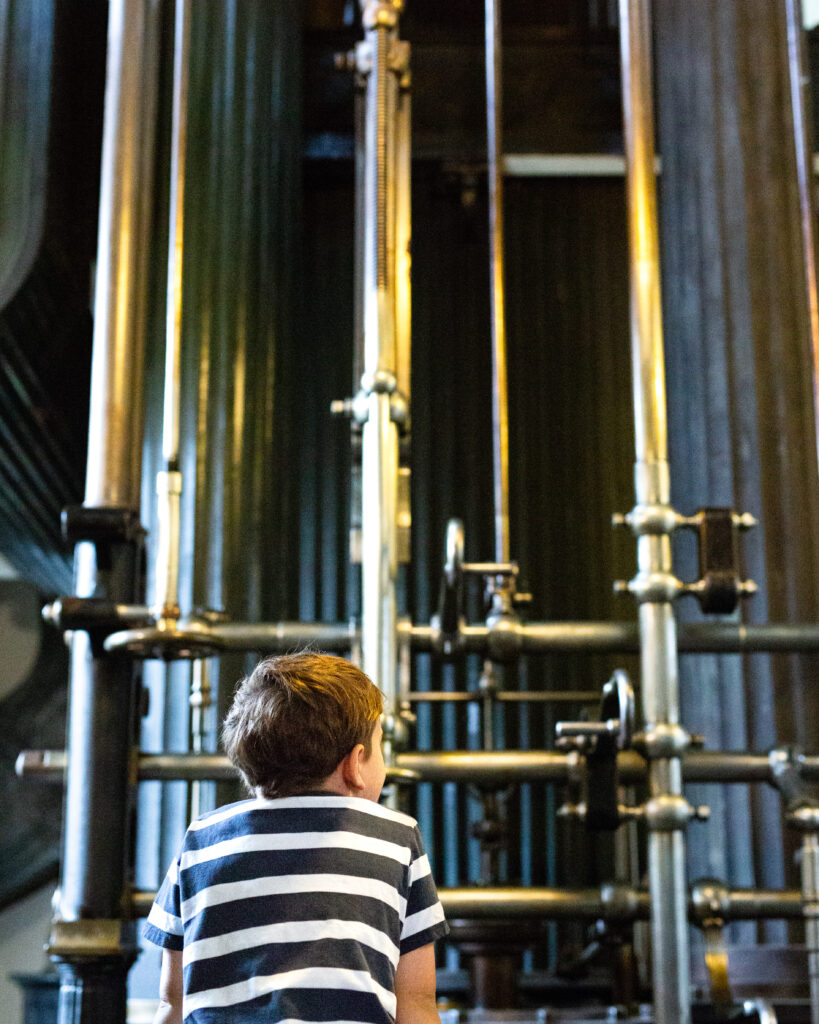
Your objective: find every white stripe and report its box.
[183,917,400,969]
[184,966,397,1017]
[401,902,446,942]
[187,798,271,831]
[188,795,417,832]
[180,830,411,872]
[182,872,406,922]
[147,903,182,936]
[408,854,431,885]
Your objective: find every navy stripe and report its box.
[143,922,182,951]
[179,846,405,892]
[401,919,450,956]
[187,986,391,1024]
[187,806,417,851]
[185,892,399,943]
[406,874,441,914]
[185,939,396,996]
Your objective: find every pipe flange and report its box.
[626,570,683,604]
[786,802,819,832]
[638,723,690,759]
[360,369,397,396]
[600,882,642,923]
[690,878,731,925]
[614,502,683,536]
[644,794,700,831]
[486,612,522,662]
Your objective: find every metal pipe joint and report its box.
[360,0,403,30]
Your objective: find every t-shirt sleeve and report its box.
[400,825,450,955]
[143,855,184,951]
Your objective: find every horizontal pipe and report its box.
[18,748,819,785]
[211,622,357,651]
[128,884,802,922]
[407,621,819,655]
[405,691,599,703]
[90,617,819,657]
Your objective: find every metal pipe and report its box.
[394,49,411,403]
[92,615,819,657]
[788,806,819,1024]
[358,0,406,751]
[485,0,510,563]
[785,0,819,467]
[21,748,819,786]
[213,620,358,651]
[129,884,802,923]
[52,4,159,1021]
[154,0,191,625]
[408,619,819,656]
[162,0,191,470]
[620,1,690,1021]
[84,1,157,509]
[803,832,819,1024]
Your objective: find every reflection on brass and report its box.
[702,920,732,1014]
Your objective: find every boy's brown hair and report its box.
[222,652,384,798]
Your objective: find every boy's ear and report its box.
[339,743,367,793]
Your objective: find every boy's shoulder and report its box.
[188,794,419,833]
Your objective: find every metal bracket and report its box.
[61,505,144,546]
[681,506,757,613]
[555,671,635,831]
[613,504,756,612]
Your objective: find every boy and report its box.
[144,652,449,1024]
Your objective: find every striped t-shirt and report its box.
[143,794,449,1023]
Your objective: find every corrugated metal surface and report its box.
[656,0,819,944]
[0,0,102,593]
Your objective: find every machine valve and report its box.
[556,671,635,831]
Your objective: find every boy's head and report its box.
[222,652,384,799]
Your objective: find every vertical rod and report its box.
[619,2,690,1023]
[802,831,819,1024]
[394,64,412,402]
[155,0,192,622]
[485,0,510,564]
[359,1,404,728]
[54,3,159,1021]
[84,0,157,509]
[163,0,192,468]
[785,0,819,471]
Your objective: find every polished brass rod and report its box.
[162,0,192,467]
[485,0,510,563]
[128,885,802,922]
